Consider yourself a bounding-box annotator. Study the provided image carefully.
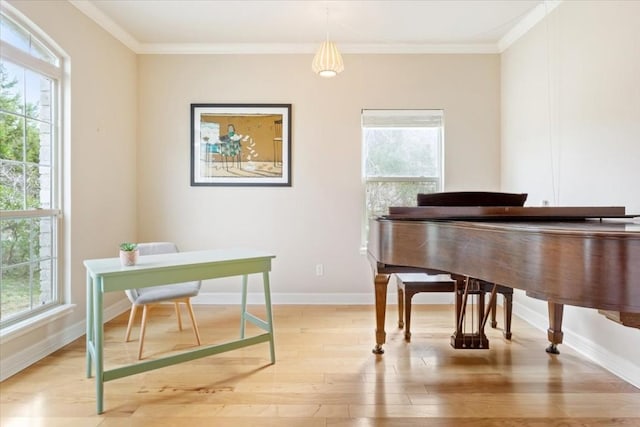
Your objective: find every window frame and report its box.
[1,6,64,333]
[361,109,445,249]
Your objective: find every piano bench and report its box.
[396,273,513,342]
[396,273,456,341]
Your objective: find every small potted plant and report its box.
[119,242,139,266]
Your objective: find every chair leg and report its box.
[138,304,150,359]
[125,304,137,342]
[174,301,183,331]
[184,298,202,345]
[490,294,498,328]
[404,291,414,342]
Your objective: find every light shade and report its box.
[312,41,344,78]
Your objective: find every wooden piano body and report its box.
[367,206,640,354]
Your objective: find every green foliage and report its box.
[1,62,44,274]
[0,273,40,320]
[363,126,441,219]
[1,62,43,212]
[366,181,437,218]
[363,128,438,178]
[119,242,138,252]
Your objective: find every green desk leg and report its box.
[240,274,248,339]
[263,271,275,364]
[93,277,105,414]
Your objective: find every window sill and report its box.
[0,304,76,344]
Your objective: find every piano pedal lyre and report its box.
[452,333,489,349]
[450,276,495,349]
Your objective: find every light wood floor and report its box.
[1,304,639,426]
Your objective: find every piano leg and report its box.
[503,292,513,340]
[373,273,390,354]
[397,285,404,329]
[546,301,564,354]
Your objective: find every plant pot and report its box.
[119,249,139,266]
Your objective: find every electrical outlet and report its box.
[315,264,324,276]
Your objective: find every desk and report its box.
[84,248,276,414]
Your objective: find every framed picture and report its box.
[190,103,292,186]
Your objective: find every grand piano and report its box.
[367,206,640,354]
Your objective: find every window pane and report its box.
[0,216,56,322]
[0,160,25,210]
[364,127,440,177]
[26,163,51,208]
[0,14,30,53]
[34,258,54,307]
[25,70,52,121]
[0,60,25,114]
[25,117,45,164]
[366,181,438,218]
[29,37,59,67]
[0,112,25,162]
[0,264,32,321]
[37,217,54,260]
[0,14,58,67]
[36,121,52,166]
[36,217,56,309]
[1,217,31,266]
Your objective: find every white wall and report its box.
[501,0,640,387]
[136,54,501,301]
[1,0,137,379]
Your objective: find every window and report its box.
[1,9,62,330]
[362,109,444,244]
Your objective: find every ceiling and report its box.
[69,0,556,54]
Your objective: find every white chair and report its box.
[124,242,202,359]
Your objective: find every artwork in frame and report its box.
[190,103,292,186]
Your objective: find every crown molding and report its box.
[69,0,525,56]
[498,0,562,52]
[138,43,316,55]
[137,42,499,55]
[341,43,499,55]
[69,0,141,52]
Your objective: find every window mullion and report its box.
[0,209,61,219]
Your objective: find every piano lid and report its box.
[384,206,637,221]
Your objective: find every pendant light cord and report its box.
[325,7,330,42]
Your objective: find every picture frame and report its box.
[190,103,292,186]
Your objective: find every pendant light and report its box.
[312,8,344,78]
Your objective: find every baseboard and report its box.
[0,299,131,382]
[513,300,640,389]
